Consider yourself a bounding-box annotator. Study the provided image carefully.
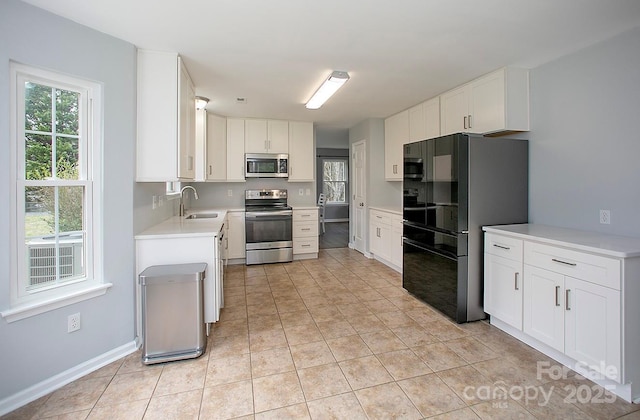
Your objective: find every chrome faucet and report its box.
[179,185,199,216]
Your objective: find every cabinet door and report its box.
[423,97,440,140]
[227,212,246,259]
[391,217,403,268]
[206,113,227,181]
[245,119,268,153]
[226,118,246,181]
[268,120,289,153]
[523,265,564,351]
[178,58,195,179]
[469,68,505,134]
[408,103,426,142]
[484,254,523,330]
[288,121,314,182]
[564,277,621,382]
[440,84,469,136]
[384,111,407,181]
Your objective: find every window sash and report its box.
[10,62,102,307]
[322,158,348,204]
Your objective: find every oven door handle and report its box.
[245,210,293,218]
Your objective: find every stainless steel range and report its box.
[245,189,293,265]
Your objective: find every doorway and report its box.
[316,148,350,249]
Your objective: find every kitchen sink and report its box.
[185,213,218,220]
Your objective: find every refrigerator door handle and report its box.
[403,237,458,262]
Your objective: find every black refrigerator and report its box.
[402,133,528,323]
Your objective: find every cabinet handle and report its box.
[301,228,311,231]
[566,289,571,310]
[301,214,310,217]
[376,216,382,219]
[493,244,510,250]
[552,258,577,267]
[514,272,519,290]
[209,165,212,175]
[463,116,467,129]
[468,114,472,128]
[302,244,311,248]
[555,286,560,307]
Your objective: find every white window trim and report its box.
[4,62,107,322]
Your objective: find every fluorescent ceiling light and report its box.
[305,71,350,110]
[195,96,209,110]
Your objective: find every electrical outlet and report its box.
[298,189,304,196]
[68,313,81,333]
[227,189,233,197]
[152,195,158,209]
[600,210,611,224]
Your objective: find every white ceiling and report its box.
[22,0,640,134]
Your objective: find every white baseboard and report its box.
[0,340,139,416]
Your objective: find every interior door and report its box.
[351,140,366,253]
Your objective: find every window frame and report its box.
[3,62,109,322]
[321,157,349,206]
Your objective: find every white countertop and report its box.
[483,224,640,258]
[369,206,402,216]
[135,210,228,239]
[292,206,319,210]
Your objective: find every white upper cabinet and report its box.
[440,67,529,136]
[408,96,440,143]
[384,110,408,181]
[137,50,196,181]
[206,113,228,181]
[226,118,246,182]
[288,121,314,182]
[245,119,289,154]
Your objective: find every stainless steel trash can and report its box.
[139,263,207,365]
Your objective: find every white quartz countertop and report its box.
[483,224,640,258]
[292,206,319,210]
[135,210,228,239]
[369,206,402,216]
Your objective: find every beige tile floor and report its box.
[5,248,640,419]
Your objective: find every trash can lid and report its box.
[139,263,207,284]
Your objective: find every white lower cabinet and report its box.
[226,211,245,260]
[293,209,319,258]
[369,209,402,271]
[483,225,638,403]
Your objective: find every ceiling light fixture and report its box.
[195,96,209,110]
[305,71,350,110]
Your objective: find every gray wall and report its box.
[349,119,403,250]
[316,129,349,149]
[528,26,640,236]
[0,0,136,400]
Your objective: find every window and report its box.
[322,159,348,204]
[3,63,108,322]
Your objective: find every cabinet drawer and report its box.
[293,210,318,222]
[370,210,392,226]
[294,221,318,237]
[524,242,620,290]
[294,238,318,254]
[485,233,523,261]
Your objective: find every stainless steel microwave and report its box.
[245,153,288,178]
